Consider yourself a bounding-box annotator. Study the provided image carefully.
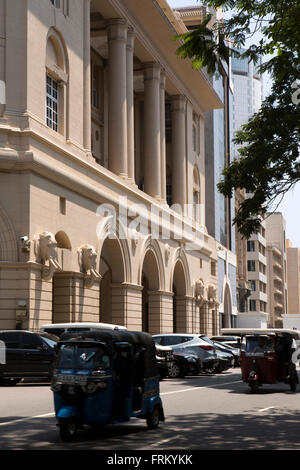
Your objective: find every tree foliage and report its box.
[175,0,300,238]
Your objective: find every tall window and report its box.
[247,240,255,252]
[248,260,256,272]
[193,166,201,221]
[46,75,59,132]
[249,300,256,311]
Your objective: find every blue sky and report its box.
[167,0,300,248]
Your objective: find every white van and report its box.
[40,322,127,338]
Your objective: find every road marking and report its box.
[0,380,242,427]
[258,406,275,413]
[0,412,55,427]
[161,380,241,396]
[150,436,175,447]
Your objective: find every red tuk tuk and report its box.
[240,329,299,393]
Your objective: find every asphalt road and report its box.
[1,368,300,451]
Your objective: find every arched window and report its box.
[193,165,201,222]
[45,30,68,135]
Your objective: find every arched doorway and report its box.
[172,260,187,332]
[99,237,125,325]
[222,283,232,328]
[140,249,160,333]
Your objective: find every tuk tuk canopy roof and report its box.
[58,329,158,379]
[222,328,300,338]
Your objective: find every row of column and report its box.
[106,19,187,207]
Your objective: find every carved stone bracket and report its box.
[34,231,62,281]
[78,244,101,288]
[195,278,206,306]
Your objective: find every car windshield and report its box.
[41,336,57,348]
[242,336,275,354]
[56,343,110,370]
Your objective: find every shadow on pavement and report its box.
[1,406,300,450]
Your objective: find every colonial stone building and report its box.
[0,0,228,335]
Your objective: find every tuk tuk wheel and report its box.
[290,379,297,392]
[146,406,160,430]
[249,382,259,394]
[59,419,78,442]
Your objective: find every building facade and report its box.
[265,212,288,327]
[175,5,238,330]
[286,240,300,315]
[230,47,267,327]
[0,0,225,335]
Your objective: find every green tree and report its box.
[175,0,300,238]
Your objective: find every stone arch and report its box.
[138,236,165,291]
[46,27,69,74]
[97,215,132,284]
[97,216,132,326]
[169,247,192,296]
[170,248,192,333]
[0,206,18,262]
[221,281,233,328]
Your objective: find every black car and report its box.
[213,341,240,367]
[168,350,202,378]
[0,330,58,385]
[155,344,174,380]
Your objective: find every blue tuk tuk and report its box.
[51,330,165,441]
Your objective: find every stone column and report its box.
[83,0,91,151]
[126,27,135,183]
[0,0,6,117]
[111,283,143,330]
[143,62,161,199]
[172,95,187,211]
[107,19,128,178]
[160,70,167,203]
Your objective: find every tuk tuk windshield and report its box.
[57,342,110,370]
[242,335,275,354]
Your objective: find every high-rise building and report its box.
[282,239,300,330]
[230,48,268,327]
[286,240,300,315]
[265,212,288,327]
[175,5,238,329]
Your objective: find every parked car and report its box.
[153,334,219,374]
[210,336,241,349]
[172,345,219,373]
[0,330,58,385]
[214,350,235,373]
[169,350,202,378]
[155,344,174,380]
[212,340,241,367]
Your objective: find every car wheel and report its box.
[168,362,183,378]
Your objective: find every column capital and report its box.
[171,94,187,113]
[107,18,128,42]
[143,62,161,81]
[126,26,135,49]
[160,69,166,89]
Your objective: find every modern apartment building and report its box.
[282,240,300,330]
[230,47,267,327]
[265,212,288,327]
[175,5,237,329]
[0,0,225,335]
[286,240,300,315]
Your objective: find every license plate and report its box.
[59,375,87,385]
